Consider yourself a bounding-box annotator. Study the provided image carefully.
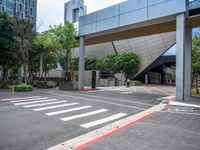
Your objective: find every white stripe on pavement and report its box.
[80,113,127,128]
[46,106,93,116]
[11,97,48,103]
[23,101,67,108]
[14,99,57,105]
[169,101,200,108]
[1,96,41,101]
[33,103,79,111]
[60,109,108,122]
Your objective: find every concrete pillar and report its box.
[78,36,85,90]
[176,13,185,101]
[184,27,192,97]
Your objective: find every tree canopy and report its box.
[192,36,200,94]
[0,13,18,82]
[96,52,140,80]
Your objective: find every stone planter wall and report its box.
[59,82,78,91]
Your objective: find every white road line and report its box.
[46,106,93,116]
[33,103,79,111]
[23,101,67,108]
[1,96,41,101]
[152,87,170,95]
[134,87,137,93]
[11,97,48,103]
[47,103,167,150]
[54,93,145,110]
[14,99,57,105]
[169,101,200,108]
[55,91,153,107]
[142,87,151,93]
[60,109,108,122]
[80,113,127,128]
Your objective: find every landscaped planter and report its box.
[36,81,57,89]
[59,82,78,91]
[36,81,48,89]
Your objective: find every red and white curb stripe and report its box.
[47,102,171,150]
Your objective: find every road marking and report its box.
[1,96,41,101]
[33,103,79,111]
[53,93,145,110]
[152,87,170,95]
[10,97,48,103]
[134,87,137,93]
[23,101,67,108]
[168,107,194,112]
[142,87,151,93]
[54,91,153,107]
[47,103,167,150]
[80,113,127,129]
[60,109,108,122]
[46,106,93,116]
[169,101,200,108]
[14,99,57,105]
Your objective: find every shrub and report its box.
[14,84,33,92]
[0,82,8,89]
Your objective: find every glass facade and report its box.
[0,0,37,25]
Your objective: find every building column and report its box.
[78,36,85,90]
[184,27,192,97]
[176,13,185,101]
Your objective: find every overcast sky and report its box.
[37,0,126,32]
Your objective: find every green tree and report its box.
[12,16,36,83]
[96,52,140,80]
[42,52,58,81]
[115,52,140,80]
[192,36,200,94]
[72,58,97,71]
[0,13,19,82]
[53,22,77,82]
[33,32,60,79]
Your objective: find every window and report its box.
[72,8,79,23]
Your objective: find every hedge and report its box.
[14,84,33,92]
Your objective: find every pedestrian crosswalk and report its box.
[46,106,93,116]
[2,96,128,129]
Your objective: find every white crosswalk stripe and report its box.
[11,97,48,103]
[23,101,67,108]
[46,106,93,116]
[1,96,41,101]
[7,96,129,129]
[80,113,127,128]
[14,99,57,105]
[33,103,79,111]
[60,109,108,122]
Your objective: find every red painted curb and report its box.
[74,111,157,150]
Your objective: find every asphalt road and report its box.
[0,89,199,150]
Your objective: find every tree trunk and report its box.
[23,63,28,84]
[65,50,69,82]
[28,69,33,83]
[68,48,74,83]
[39,53,43,78]
[2,64,8,82]
[195,74,199,94]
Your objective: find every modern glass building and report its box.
[64,0,86,30]
[0,0,37,25]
